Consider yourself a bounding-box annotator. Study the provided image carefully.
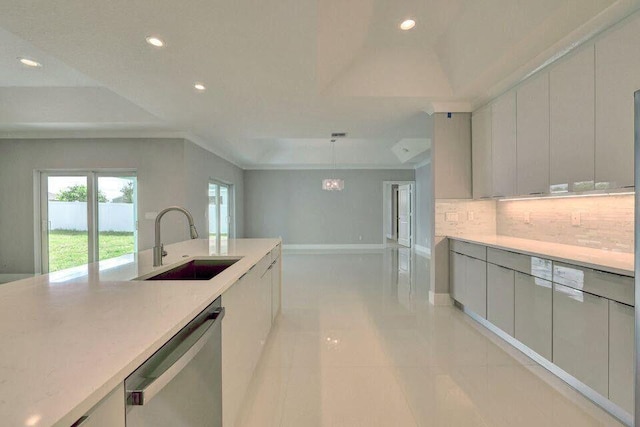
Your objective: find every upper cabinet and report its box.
[550,46,595,193]
[595,15,640,189]
[471,13,640,198]
[517,73,550,195]
[491,92,517,197]
[471,106,492,199]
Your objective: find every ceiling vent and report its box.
[330,132,347,138]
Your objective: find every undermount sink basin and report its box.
[143,258,240,281]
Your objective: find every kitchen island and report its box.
[0,238,281,427]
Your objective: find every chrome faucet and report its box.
[153,206,199,266]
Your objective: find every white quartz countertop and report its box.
[0,238,280,427]
[448,235,634,277]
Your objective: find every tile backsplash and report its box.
[497,194,634,253]
[435,199,497,237]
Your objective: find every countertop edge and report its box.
[447,236,634,277]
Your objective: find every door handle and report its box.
[127,307,225,406]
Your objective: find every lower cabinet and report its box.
[487,263,515,336]
[514,272,552,360]
[609,300,634,413]
[221,253,276,427]
[465,257,487,318]
[450,252,486,318]
[552,284,609,396]
[271,256,281,322]
[73,384,125,427]
[450,252,467,305]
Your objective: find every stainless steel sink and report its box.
[143,258,240,281]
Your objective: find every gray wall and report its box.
[244,169,414,244]
[183,141,245,238]
[0,138,243,274]
[415,161,432,250]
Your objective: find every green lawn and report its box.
[49,230,135,272]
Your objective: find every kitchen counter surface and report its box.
[448,235,634,277]
[0,238,280,427]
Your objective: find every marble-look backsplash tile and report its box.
[497,194,634,253]
[435,199,497,237]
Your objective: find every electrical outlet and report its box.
[571,212,581,226]
[524,212,531,224]
[467,211,475,221]
[445,212,459,222]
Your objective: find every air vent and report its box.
[331,132,347,138]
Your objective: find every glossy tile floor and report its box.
[236,248,625,427]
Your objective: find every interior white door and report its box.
[397,184,411,247]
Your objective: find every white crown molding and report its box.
[243,164,417,171]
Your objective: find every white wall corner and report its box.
[428,290,453,306]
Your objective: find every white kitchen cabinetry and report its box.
[487,263,514,336]
[271,255,281,322]
[464,257,487,318]
[471,106,493,199]
[552,283,609,396]
[517,73,550,195]
[595,15,640,189]
[549,46,595,192]
[450,252,466,305]
[491,92,517,197]
[608,300,634,413]
[514,272,552,360]
[222,252,277,427]
[72,384,125,427]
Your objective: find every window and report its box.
[38,171,137,273]
[208,181,233,252]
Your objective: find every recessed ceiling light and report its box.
[400,19,416,31]
[194,83,206,91]
[145,36,165,47]
[18,57,42,68]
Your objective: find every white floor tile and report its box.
[236,249,625,427]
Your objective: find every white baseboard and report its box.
[428,291,452,306]
[414,245,431,256]
[283,244,385,251]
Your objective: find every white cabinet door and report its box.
[472,106,493,199]
[517,73,550,195]
[222,259,269,427]
[465,257,487,318]
[487,263,515,336]
[491,92,517,197]
[595,15,640,189]
[515,273,552,360]
[609,300,634,413]
[550,46,595,192]
[553,283,608,396]
[74,384,125,427]
[450,252,466,305]
[397,184,412,247]
[271,257,281,322]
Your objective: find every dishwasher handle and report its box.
[127,306,225,406]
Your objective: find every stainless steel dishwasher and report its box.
[125,297,224,426]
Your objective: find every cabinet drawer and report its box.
[256,253,272,276]
[553,262,633,306]
[450,239,486,260]
[487,247,552,280]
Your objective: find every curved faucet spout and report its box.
[153,206,199,266]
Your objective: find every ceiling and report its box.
[0,0,638,168]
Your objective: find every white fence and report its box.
[51,201,229,234]
[49,201,135,232]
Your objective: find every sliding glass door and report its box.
[39,171,137,273]
[208,181,232,252]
